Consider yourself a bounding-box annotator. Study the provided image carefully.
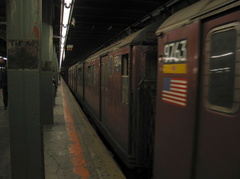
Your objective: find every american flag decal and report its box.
[162,78,187,107]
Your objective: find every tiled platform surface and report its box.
[0,79,125,179]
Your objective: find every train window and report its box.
[121,54,129,104]
[105,62,109,88]
[87,65,95,85]
[122,54,128,76]
[78,67,83,85]
[101,62,109,89]
[92,65,95,85]
[145,50,157,80]
[109,56,113,77]
[206,23,240,113]
[114,55,121,72]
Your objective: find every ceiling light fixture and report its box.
[59,0,75,70]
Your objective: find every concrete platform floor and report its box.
[0,80,125,179]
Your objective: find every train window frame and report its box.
[78,66,83,85]
[205,22,240,114]
[101,62,109,89]
[114,55,121,72]
[87,65,95,85]
[105,62,109,88]
[109,56,113,77]
[121,54,129,104]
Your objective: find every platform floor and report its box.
[0,79,125,179]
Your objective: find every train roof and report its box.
[85,21,161,61]
[156,0,240,35]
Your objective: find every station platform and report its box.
[0,79,126,179]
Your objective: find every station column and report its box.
[41,0,54,125]
[6,0,45,178]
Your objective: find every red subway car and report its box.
[68,0,240,177]
[68,22,161,169]
[154,0,240,178]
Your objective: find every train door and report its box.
[75,66,77,93]
[83,62,86,102]
[76,63,83,100]
[69,67,73,88]
[73,66,77,93]
[100,55,109,122]
[195,11,240,179]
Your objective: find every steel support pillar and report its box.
[41,0,54,125]
[7,0,45,178]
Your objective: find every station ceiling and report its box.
[0,0,200,69]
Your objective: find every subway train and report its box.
[68,0,240,178]
[68,20,161,170]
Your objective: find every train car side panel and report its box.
[68,66,74,90]
[103,47,130,153]
[76,63,84,101]
[154,22,200,179]
[84,58,100,119]
[71,65,77,94]
[100,55,109,124]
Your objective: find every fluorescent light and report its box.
[0,56,7,60]
[62,7,71,26]
[59,0,74,70]
[65,0,72,7]
[61,27,67,37]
